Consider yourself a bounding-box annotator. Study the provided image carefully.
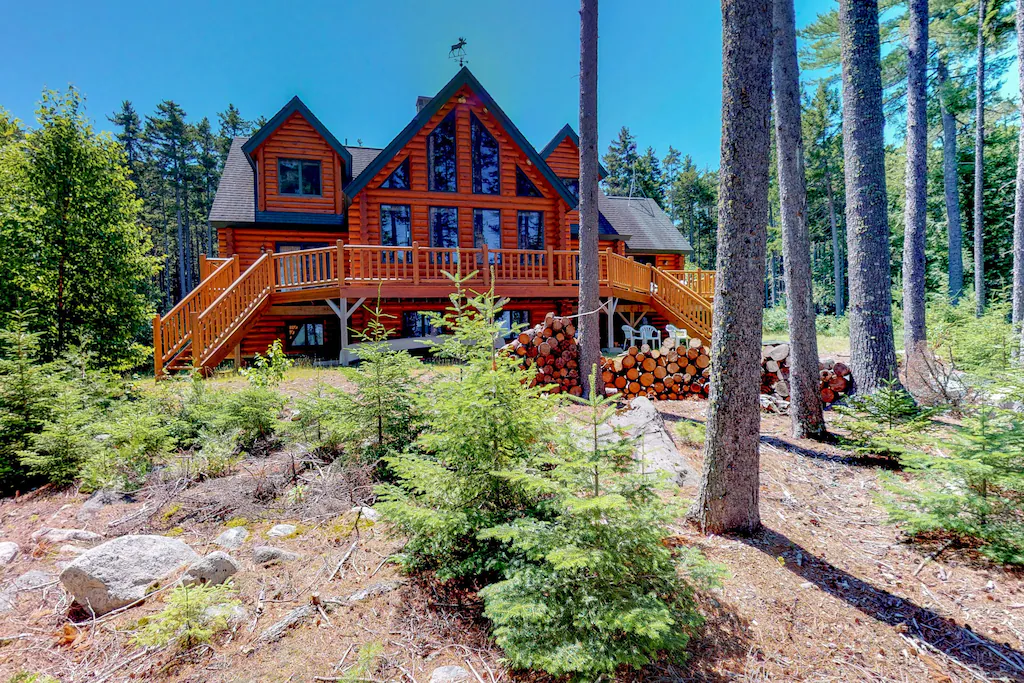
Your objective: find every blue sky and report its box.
[1,0,838,170]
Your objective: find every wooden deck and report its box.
[154,244,715,376]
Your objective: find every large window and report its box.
[517,210,544,250]
[380,204,412,263]
[429,207,459,248]
[381,158,410,189]
[428,111,457,192]
[403,311,442,338]
[471,114,500,195]
[278,158,322,196]
[516,166,542,198]
[473,209,502,264]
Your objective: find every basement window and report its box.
[278,159,322,196]
[287,322,325,348]
[402,312,442,338]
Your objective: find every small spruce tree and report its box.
[0,312,55,485]
[375,277,562,579]
[18,385,97,487]
[836,378,935,458]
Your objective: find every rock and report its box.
[351,506,379,522]
[32,528,103,545]
[0,591,13,613]
[205,602,247,628]
[13,570,56,591]
[78,490,129,520]
[60,535,198,615]
[602,397,696,486]
[253,546,298,565]
[0,542,19,565]
[58,545,87,556]
[183,551,240,586]
[267,524,297,538]
[430,665,472,683]
[214,527,249,549]
[347,580,402,603]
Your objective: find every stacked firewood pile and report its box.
[760,342,851,408]
[601,337,711,400]
[503,313,583,396]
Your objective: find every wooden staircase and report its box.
[154,246,714,377]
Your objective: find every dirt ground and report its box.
[0,370,1022,682]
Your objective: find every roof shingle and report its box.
[598,195,692,254]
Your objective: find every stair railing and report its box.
[192,254,274,369]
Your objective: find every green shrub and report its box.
[926,298,1014,373]
[240,339,292,388]
[675,420,707,447]
[883,407,1024,565]
[18,386,98,487]
[161,374,230,449]
[133,582,240,649]
[479,366,722,679]
[815,314,849,337]
[218,386,284,450]
[292,380,351,457]
[761,306,789,336]
[376,279,562,580]
[79,402,173,491]
[835,378,935,458]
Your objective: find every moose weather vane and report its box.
[449,37,468,67]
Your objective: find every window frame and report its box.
[277,158,323,197]
[515,166,543,198]
[473,208,502,264]
[380,157,411,190]
[402,311,442,338]
[517,210,545,251]
[286,320,327,350]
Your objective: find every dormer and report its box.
[242,97,352,221]
[539,124,608,198]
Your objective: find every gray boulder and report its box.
[214,527,249,549]
[13,570,56,591]
[430,666,472,683]
[60,535,198,615]
[32,528,103,545]
[0,542,19,565]
[183,551,240,586]
[253,546,298,565]
[77,490,129,520]
[267,524,296,538]
[351,506,380,522]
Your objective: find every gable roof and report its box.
[598,195,692,254]
[241,96,354,184]
[209,137,380,226]
[539,124,608,179]
[343,67,578,207]
[210,137,255,224]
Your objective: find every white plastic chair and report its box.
[621,324,642,348]
[638,324,660,347]
[665,324,689,345]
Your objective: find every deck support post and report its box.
[327,297,367,367]
[604,297,618,351]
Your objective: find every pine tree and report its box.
[1013,3,1024,357]
[634,146,665,206]
[690,0,772,534]
[0,312,55,486]
[601,126,638,197]
[973,0,988,315]
[772,0,826,440]
[216,103,250,161]
[191,118,220,256]
[838,0,900,394]
[108,101,143,189]
[903,0,929,359]
[145,100,191,300]
[577,0,602,399]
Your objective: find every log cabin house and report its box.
[153,67,715,376]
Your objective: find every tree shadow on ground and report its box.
[740,526,1024,680]
[758,434,902,470]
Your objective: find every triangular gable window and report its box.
[516,166,542,198]
[380,157,410,190]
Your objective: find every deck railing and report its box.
[192,254,274,368]
[664,269,716,299]
[153,256,238,377]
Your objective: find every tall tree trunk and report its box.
[838,0,900,394]
[1014,5,1024,357]
[902,0,928,361]
[577,0,603,397]
[824,161,844,315]
[689,0,772,535]
[974,0,987,316]
[938,57,965,304]
[772,0,826,439]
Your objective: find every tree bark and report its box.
[1014,4,1024,357]
[937,57,965,304]
[772,0,826,440]
[577,0,603,397]
[838,0,900,394]
[825,161,844,316]
[902,0,928,360]
[974,0,987,316]
[689,0,771,535]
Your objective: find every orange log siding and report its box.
[219,228,349,270]
[254,112,343,215]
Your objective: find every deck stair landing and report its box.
[153,245,714,376]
